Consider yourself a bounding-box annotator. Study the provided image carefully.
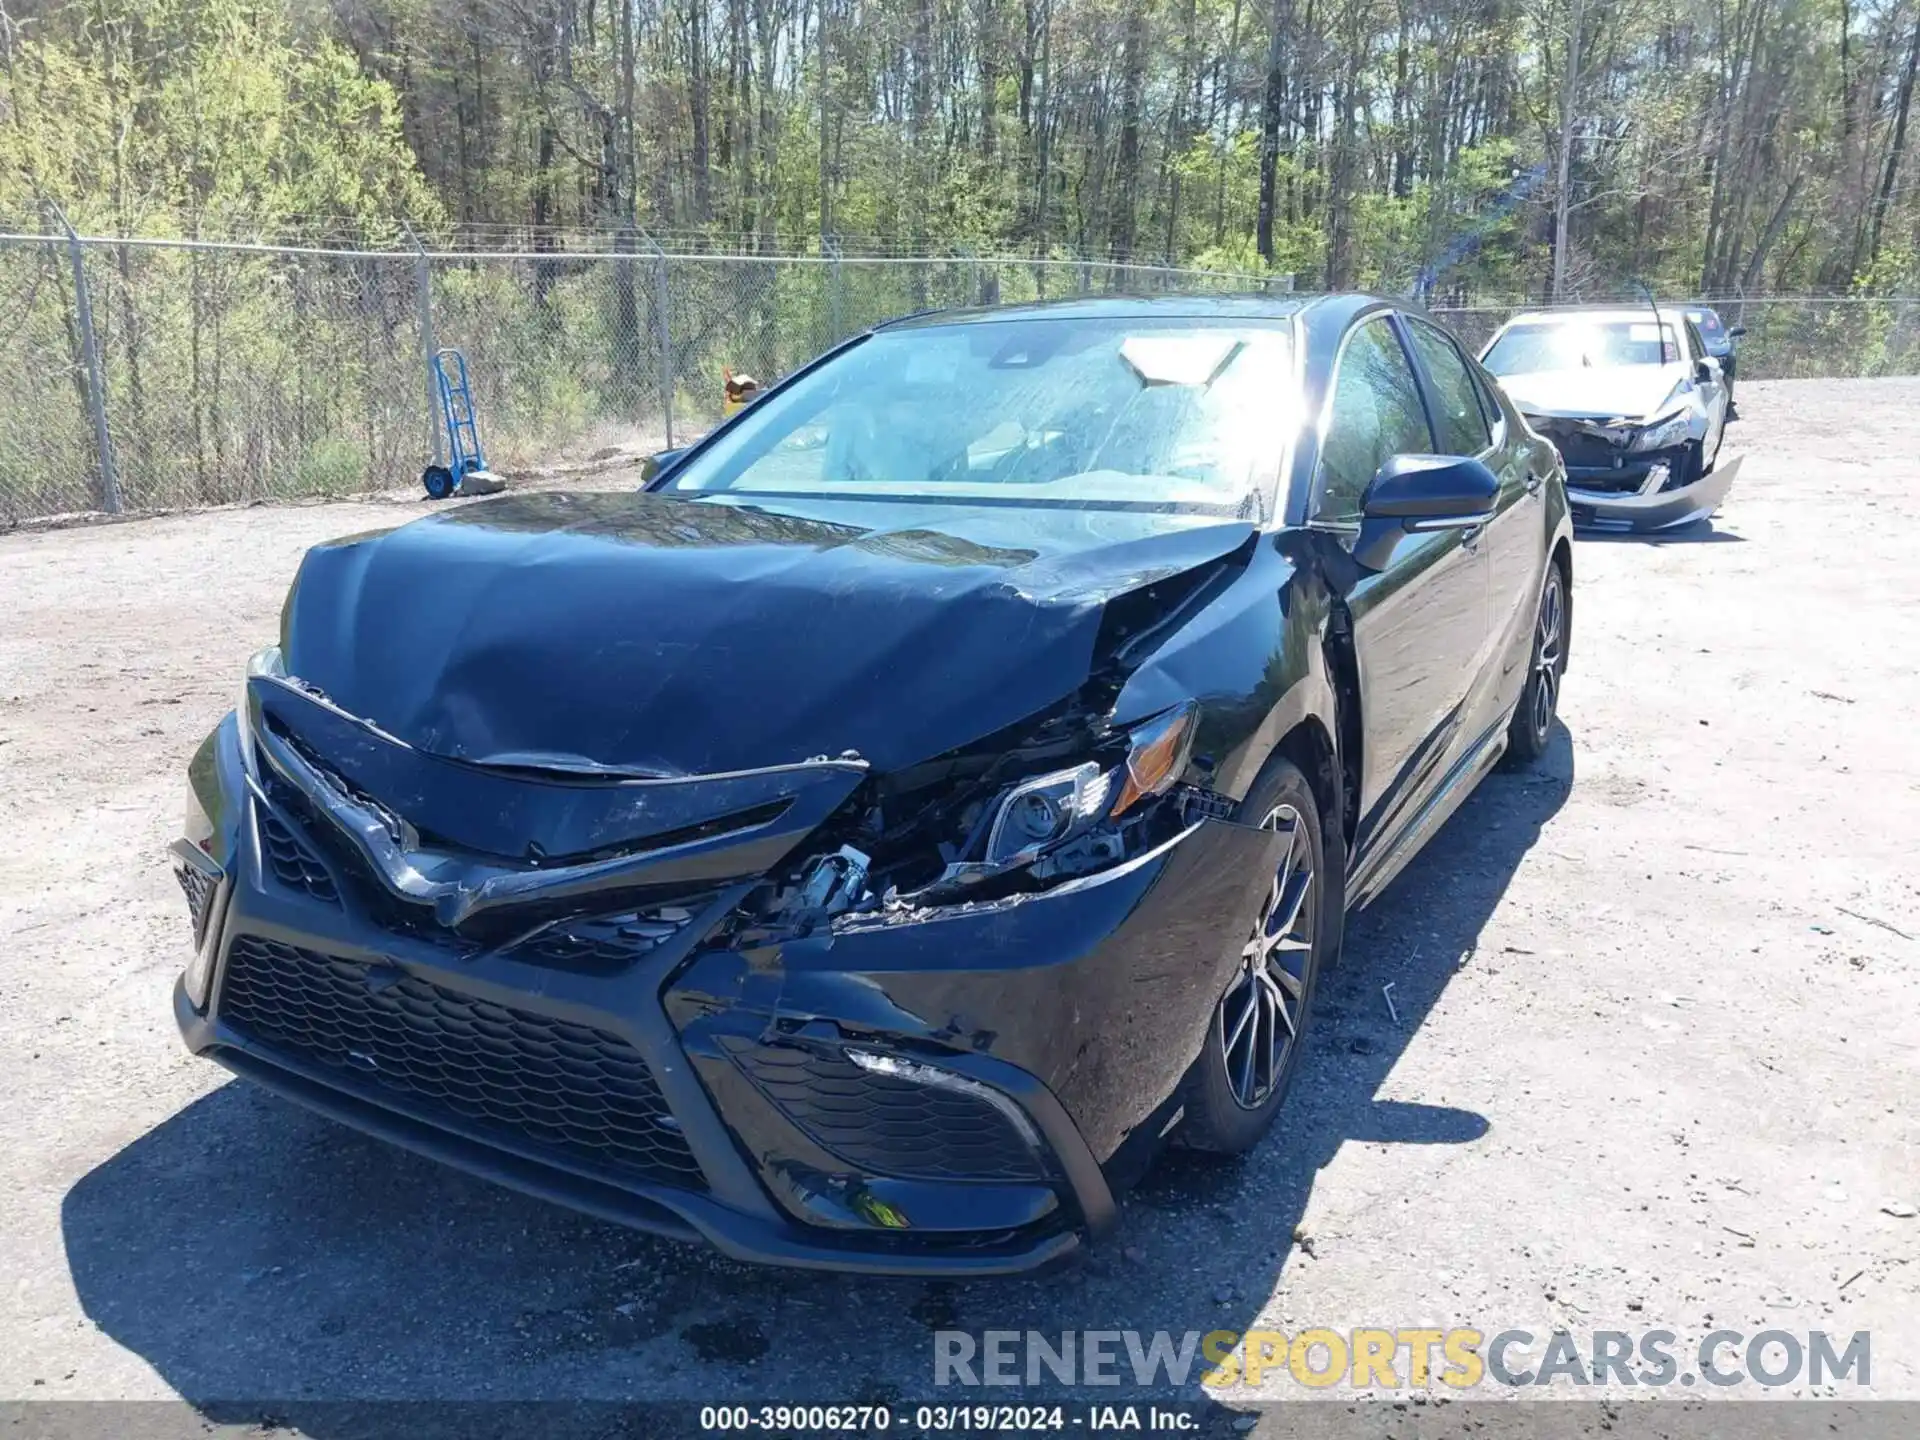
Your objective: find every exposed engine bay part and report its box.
[716,699,1226,946]
[1526,415,1706,494]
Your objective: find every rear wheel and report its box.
[1506,559,1567,766]
[1178,756,1338,1155]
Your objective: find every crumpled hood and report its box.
[281,491,1254,776]
[1498,364,1686,422]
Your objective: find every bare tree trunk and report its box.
[978,0,1000,161]
[1031,0,1054,247]
[1110,4,1146,261]
[619,0,637,222]
[1741,173,1802,290]
[753,0,779,248]
[1214,0,1242,246]
[1255,0,1291,263]
[1552,0,1587,302]
[1868,12,1920,268]
[818,0,834,242]
[688,0,713,222]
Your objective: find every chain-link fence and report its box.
[0,232,1282,524]
[4,227,1917,526]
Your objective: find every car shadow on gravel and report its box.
[60,728,1571,1421]
[1578,520,1746,545]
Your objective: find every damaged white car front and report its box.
[1480,308,1739,532]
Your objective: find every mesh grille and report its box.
[507,906,704,973]
[735,1045,1046,1182]
[175,862,217,945]
[257,803,341,904]
[219,936,705,1190]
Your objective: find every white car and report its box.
[1479,307,1736,531]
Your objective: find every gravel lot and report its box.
[2,378,1916,1413]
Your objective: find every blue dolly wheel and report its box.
[421,464,456,499]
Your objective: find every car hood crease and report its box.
[280,491,1256,778]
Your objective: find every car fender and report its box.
[1110,535,1343,810]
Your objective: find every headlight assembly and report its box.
[1631,409,1693,452]
[983,762,1112,867]
[977,702,1199,873]
[234,644,284,774]
[1113,703,1199,816]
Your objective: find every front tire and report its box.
[1506,559,1567,766]
[1178,756,1338,1155]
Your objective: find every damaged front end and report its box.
[1528,413,1737,532]
[173,609,1278,1274]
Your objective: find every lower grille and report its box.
[175,863,217,945]
[735,1044,1047,1182]
[219,936,705,1190]
[508,904,706,973]
[257,802,341,904]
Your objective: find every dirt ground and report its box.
[1,378,1916,1415]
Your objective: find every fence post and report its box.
[403,223,441,468]
[649,235,673,449]
[50,205,120,513]
[825,234,845,342]
[956,245,980,306]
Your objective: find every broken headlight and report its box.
[1630,408,1692,452]
[984,762,1112,866]
[974,702,1198,878]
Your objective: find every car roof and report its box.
[1499,307,1690,327]
[874,291,1403,342]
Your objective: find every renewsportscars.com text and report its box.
[932,1328,1871,1390]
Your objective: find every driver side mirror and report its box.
[639,447,687,484]
[1354,454,1499,571]
[1728,325,1747,339]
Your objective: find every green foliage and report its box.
[0,0,439,235]
[6,0,1920,525]
[293,436,370,496]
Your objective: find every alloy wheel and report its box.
[1531,570,1565,738]
[1217,803,1316,1110]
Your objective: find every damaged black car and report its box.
[171,295,1572,1275]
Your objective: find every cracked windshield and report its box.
[667,318,1296,515]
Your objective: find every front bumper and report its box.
[1527,414,1735,533]
[1567,456,1741,533]
[171,718,1281,1275]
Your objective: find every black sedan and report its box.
[170,294,1572,1275]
